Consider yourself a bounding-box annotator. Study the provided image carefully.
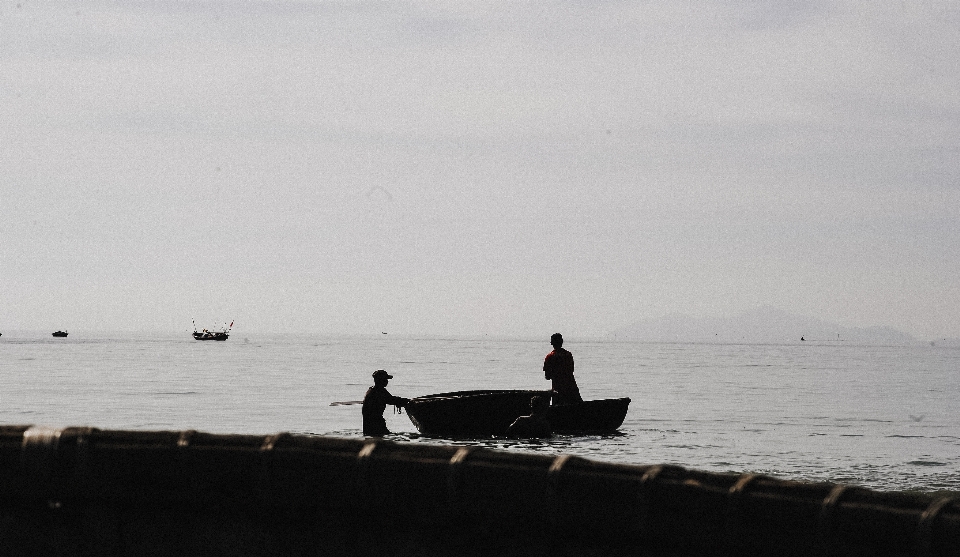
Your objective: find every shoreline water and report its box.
[3,332,958,493]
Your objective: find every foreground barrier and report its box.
[1,425,957,556]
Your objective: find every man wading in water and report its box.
[362,369,409,436]
[543,333,583,405]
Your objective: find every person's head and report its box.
[372,369,393,385]
[550,333,563,348]
[530,395,548,415]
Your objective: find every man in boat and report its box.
[505,396,552,438]
[543,333,583,405]
[362,369,410,436]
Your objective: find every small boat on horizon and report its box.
[192,320,232,341]
[52,331,68,337]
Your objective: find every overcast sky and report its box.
[2,1,958,339]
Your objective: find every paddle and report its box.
[329,400,364,406]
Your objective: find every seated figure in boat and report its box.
[506,396,553,439]
[362,369,409,436]
[543,333,583,405]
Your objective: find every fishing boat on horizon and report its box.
[192,320,232,341]
[52,330,68,337]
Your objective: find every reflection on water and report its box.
[385,430,627,460]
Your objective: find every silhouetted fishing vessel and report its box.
[192,320,232,341]
[193,330,229,341]
[405,389,630,437]
[51,331,68,338]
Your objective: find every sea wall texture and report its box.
[1,426,957,556]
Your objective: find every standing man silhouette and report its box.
[543,333,582,405]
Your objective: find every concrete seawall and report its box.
[2,425,957,556]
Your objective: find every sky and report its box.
[2,1,958,339]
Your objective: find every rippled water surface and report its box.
[3,332,958,493]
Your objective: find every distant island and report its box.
[607,306,923,345]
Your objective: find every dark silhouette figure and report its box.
[506,396,553,438]
[543,333,582,405]
[362,370,409,436]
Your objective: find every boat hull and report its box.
[406,390,549,437]
[193,332,229,341]
[52,331,68,337]
[405,390,630,437]
[548,398,631,434]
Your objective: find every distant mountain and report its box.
[608,306,918,345]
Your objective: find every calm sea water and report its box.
[2,332,958,494]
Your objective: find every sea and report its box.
[2,331,958,495]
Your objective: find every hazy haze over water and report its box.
[4,3,957,498]
[2,2,959,340]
